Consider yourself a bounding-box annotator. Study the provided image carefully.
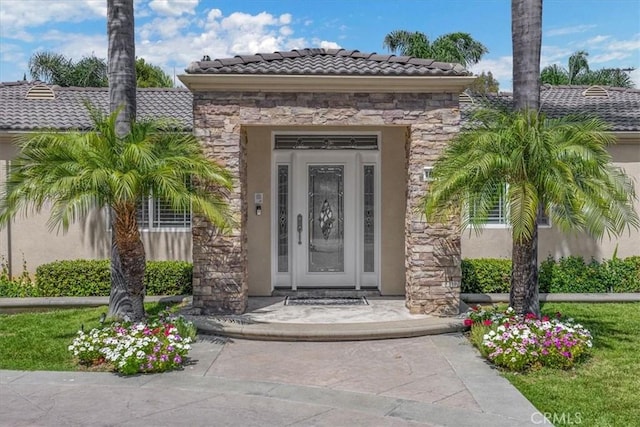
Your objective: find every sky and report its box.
[1,0,639,91]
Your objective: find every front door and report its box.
[292,152,356,287]
[272,135,380,291]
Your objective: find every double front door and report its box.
[274,150,378,289]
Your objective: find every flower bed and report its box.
[68,310,195,375]
[466,306,592,371]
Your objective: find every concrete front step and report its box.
[188,315,467,342]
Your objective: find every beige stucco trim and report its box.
[179,74,476,93]
[613,132,640,144]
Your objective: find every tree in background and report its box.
[27,52,173,88]
[0,110,233,322]
[541,50,634,88]
[29,51,108,87]
[469,71,500,94]
[135,58,174,88]
[383,31,488,67]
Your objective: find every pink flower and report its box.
[542,316,549,322]
[483,319,493,326]
[464,319,474,327]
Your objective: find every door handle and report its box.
[297,214,303,245]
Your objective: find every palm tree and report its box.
[541,50,635,88]
[423,108,639,313]
[29,51,108,87]
[136,58,173,88]
[28,51,174,88]
[0,109,233,321]
[510,0,543,315]
[383,30,488,67]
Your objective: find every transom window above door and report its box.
[274,135,378,150]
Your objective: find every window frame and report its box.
[469,184,551,228]
[138,196,192,232]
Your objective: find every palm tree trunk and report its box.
[511,0,542,316]
[108,216,133,319]
[107,0,136,135]
[511,0,542,111]
[108,205,146,321]
[107,0,139,320]
[510,227,540,316]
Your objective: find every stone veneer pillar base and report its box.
[404,119,462,316]
[191,91,462,316]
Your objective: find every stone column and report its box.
[192,101,248,314]
[404,114,461,316]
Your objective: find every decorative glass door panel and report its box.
[308,166,344,272]
[292,153,356,287]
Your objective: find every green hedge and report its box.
[462,256,640,293]
[461,258,511,293]
[0,260,192,298]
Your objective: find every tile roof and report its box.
[0,81,192,131]
[462,85,640,132]
[1,81,638,133]
[186,48,471,76]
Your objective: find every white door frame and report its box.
[270,132,381,291]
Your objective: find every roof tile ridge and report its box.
[136,87,190,92]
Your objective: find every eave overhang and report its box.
[178,74,476,94]
[613,131,640,144]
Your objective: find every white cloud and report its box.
[0,0,105,35]
[546,24,597,37]
[586,35,610,45]
[607,35,640,52]
[541,45,574,66]
[279,13,292,25]
[40,31,108,60]
[206,8,222,21]
[0,42,27,81]
[470,56,513,92]
[318,40,341,50]
[139,17,191,40]
[590,51,632,63]
[148,0,198,17]
[279,26,293,37]
[0,4,341,82]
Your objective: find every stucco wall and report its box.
[462,140,640,261]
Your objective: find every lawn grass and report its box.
[0,303,171,371]
[503,302,640,427]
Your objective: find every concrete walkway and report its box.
[0,296,549,425]
[0,334,543,426]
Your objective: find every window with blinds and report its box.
[470,185,549,226]
[137,197,191,230]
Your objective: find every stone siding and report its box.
[192,91,462,315]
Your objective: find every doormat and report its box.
[284,296,369,306]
